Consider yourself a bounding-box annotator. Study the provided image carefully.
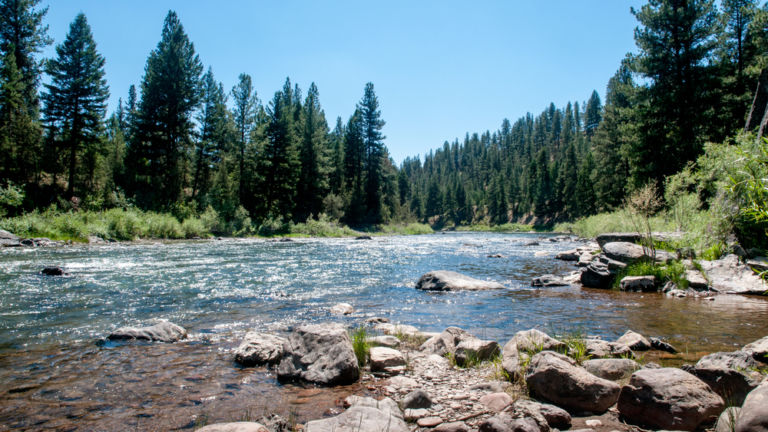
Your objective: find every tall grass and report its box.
[613,260,688,290]
[455,223,538,233]
[350,326,370,368]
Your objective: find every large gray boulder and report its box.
[306,396,408,432]
[743,335,768,362]
[369,346,406,374]
[580,261,613,288]
[583,358,641,381]
[195,422,268,432]
[617,368,725,431]
[512,399,571,431]
[277,323,359,386]
[525,351,621,414]
[603,241,674,264]
[699,254,767,295]
[502,329,566,377]
[619,275,657,292]
[233,332,286,366]
[0,229,20,247]
[735,381,768,432]
[683,351,763,405]
[108,321,187,342]
[416,270,505,291]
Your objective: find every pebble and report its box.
[417,416,443,427]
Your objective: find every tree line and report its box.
[1,0,767,229]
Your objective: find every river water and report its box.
[1,232,766,430]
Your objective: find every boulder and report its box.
[577,252,595,267]
[537,403,572,430]
[555,249,580,261]
[649,337,677,353]
[596,232,644,248]
[276,323,359,386]
[41,266,68,276]
[619,275,657,292]
[583,358,640,380]
[685,269,709,290]
[512,399,571,430]
[233,332,286,366]
[502,329,566,377]
[416,270,505,291]
[195,422,269,432]
[368,335,400,348]
[531,275,568,287]
[329,303,355,315]
[584,339,632,358]
[683,351,764,405]
[420,327,472,356]
[305,396,408,432]
[479,414,541,432]
[617,368,725,431]
[402,390,433,409]
[580,262,613,289]
[735,381,768,432]
[369,347,406,373]
[616,330,651,351]
[0,229,20,247]
[0,229,18,240]
[603,241,648,263]
[743,335,768,362]
[108,321,187,342]
[715,407,741,432]
[525,351,621,414]
[699,254,767,295]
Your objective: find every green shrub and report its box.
[350,326,370,368]
[613,260,687,290]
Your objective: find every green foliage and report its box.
[701,242,727,261]
[350,326,370,368]
[0,181,24,216]
[613,260,688,290]
[289,214,361,237]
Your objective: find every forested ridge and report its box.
[2,0,768,244]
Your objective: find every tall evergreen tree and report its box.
[584,90,602,139]
[192,68,231,206]
[630,0,718,187]
[295,82,329,221]
[231,73,259,204]
[343,109,365,223]
[359,82,386,223]
[328,117,345,195]
[41,13,109,199]
[256,85,299,219]
[128,10,203,209]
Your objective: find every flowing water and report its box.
[1,232,767,430]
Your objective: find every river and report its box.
[1,232,766,430]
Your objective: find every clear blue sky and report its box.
[42,1,644,164]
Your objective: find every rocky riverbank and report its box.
[186,319,767,432]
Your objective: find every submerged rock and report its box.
[41,266,68,276]
[108,321,187,342]
[416,270,505,291]
[329,303,354,315]
[233,332,286,366]
[531,274,568,287]
[699,254,767,295]
[617,368,724,431]
[277,323,359,386]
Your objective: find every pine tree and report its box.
[41,13,109,199]
[328,117,345,195]
[584,90,602,139]
[192,68,231,207]
[128,10,203,209]
[256,86,299,219]
[359,82,386,223]
[631,0,718,187]
[295,82,330,221]
[0,45,40,188]
[343,109,365,223]
[231,73,259,204]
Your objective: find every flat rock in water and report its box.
[580,261,613,289]
[531,274,568,287]
[276,323,359,386]
[416,270,504,291]
[305,396,407,432]
[525,351,620,414]
[620,275,657,292]
[556,249,581,261]
[196,422,269,432]
[649,337,677,353]
[233,332,286,366]
[685,269,709,290]
[699,254,767,295]
[108,321,187,342]
[329,302,354,315]
[617,368,724,431]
